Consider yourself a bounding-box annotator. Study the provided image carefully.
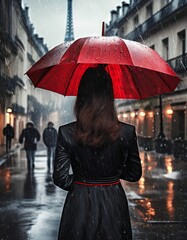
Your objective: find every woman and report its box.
[53,65,142,240]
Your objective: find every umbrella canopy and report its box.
[26,36,181,99]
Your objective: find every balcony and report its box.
[27,52,35,65]
[0,30,17,56]
[12,103,25,115]
[0,74,25,95]
[125,0,187,40]
[14,75,25,88]
[127,0,146,12]
[167,53,187,73]
[0,74,15,94]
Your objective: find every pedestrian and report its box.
[19,122,40,171]
[3,124,14,153]
[43,122,57,172]
[53,66,142,240]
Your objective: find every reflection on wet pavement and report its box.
[0,150,66,240]
[125,150,187,239]
[0,149,187,239]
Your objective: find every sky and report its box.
[22,0,127,49]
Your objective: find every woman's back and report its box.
[54,121,141,185]
[53,66,142,240]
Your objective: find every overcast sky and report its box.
[22,0,127,49]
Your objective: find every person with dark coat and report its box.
[53,66,142,240]
[43,122,57,171]
[19,122,40,171]
[3,124,14,153]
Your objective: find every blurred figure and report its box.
[19,122,40,171]
[43,122,57,172]
[3,124,14,153]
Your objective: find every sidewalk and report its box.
[0,142,45,166]
[0,143,20,166]
[1,146,186,239]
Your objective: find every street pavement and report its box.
[0,146,187,240]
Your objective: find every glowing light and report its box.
[6,108,12,113]
[166,181,174,218]
[166,109,173,115]
[165,156,173,174]
[123,113,128,118]
[139,111,146,117]
[148,111,154,118]
[138,177,145,194]
[130,112,136,118]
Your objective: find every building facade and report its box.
[106,0,187,155]
[0,0,63,145]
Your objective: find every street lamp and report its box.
[123,113,128,119]
[157,94,165,139]
[166,108,173,115]
[139,110,146,117]
[155,95,171,154]
[6,108,12,113]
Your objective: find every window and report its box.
[162,37,169,60]
[146,2,153,18]
[177,30,186,56]
[133,15,139,27]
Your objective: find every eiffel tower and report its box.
[64,0,74,42]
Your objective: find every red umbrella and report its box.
[26,36,181,99]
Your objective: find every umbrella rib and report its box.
[157,72,178,91]
[32,67,54,87]
[126,66,143,99]
[64,64,79,96]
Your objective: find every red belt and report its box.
[74,180,120,187]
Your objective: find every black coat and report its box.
[19,127,40,150]
[53,121,142,240]
[43,126,57,147]
[3,125,14,140]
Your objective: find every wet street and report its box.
[0,148,187,240]
[0,149,64,240]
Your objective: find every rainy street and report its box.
[0,148,64,240]
[1,0,187,239]
[0,147,187,240]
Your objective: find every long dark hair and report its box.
[74,65,120,146]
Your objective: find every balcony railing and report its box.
[12,103,25,115]
[125,0,187,40]
[14,75,25,88]
[27,52,35,65]
[0,74,25,94]
[167,53,187,73]
[0,74,15,94]
[127,0,146,12]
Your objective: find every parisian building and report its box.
[0,0,63,145]
[106,0,187,155]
